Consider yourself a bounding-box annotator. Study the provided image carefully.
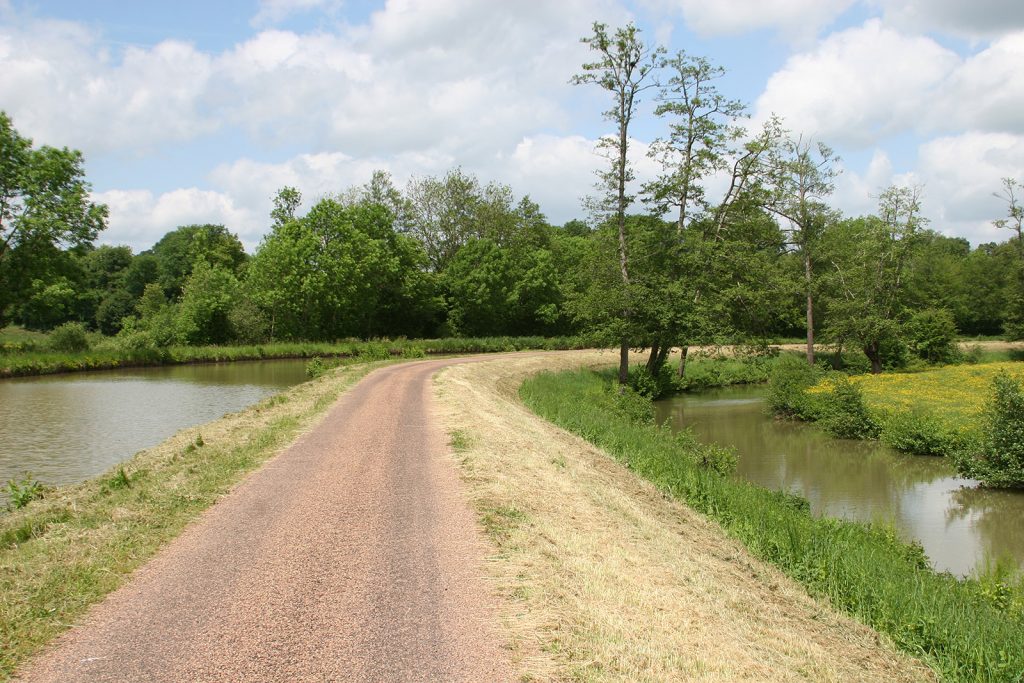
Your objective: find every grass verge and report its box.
[520,367,1024,683]
[0,334,595,378]
[0,358,392,679]
[436,351,935,682]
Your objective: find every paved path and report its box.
[16,359,511,682]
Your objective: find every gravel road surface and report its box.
[16,359,512,682]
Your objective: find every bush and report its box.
[610,383,655,425]
[628,364,675,399]
[766,353,823,419]
[953,372,1024,487]
[880,410,964,456]
[305,356,327,378]
[47,322,90,353]
[906,309,962,364]
[817,376,880,440]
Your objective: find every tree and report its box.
[994,178,1024,339]
[572,22,663,386]
[765,136,839,365]
[822,186,925,373]
[146,224,246,299]
[0,111,107,322]
[640,49,783,375]
[404,169,483,272]
[248,195,438,340]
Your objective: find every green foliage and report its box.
[5,474,44,510]
[880,411,966,456]
[522,368,1024,682]
[766,352,823,419]
[816,376,880,440]
[305,356,326,378]
[907,308,962,364]
[954,372,1024,487]
[0,112,107,325]
[47,322,90,353]
[609,383,655,425]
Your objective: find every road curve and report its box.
[16,358,512,683]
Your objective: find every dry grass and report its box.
[434,350,936,682]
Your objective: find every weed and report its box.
[5,474,44,510]
[449,429,472,452]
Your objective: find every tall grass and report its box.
[521,368,1024,683]
[0,335,596,378]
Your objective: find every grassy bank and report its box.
[521,368,1024,682]
[0,358,392,678]
[0,334,594,378]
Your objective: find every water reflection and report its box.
[655,385,1024,577]
[0,360,310,490]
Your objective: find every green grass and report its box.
[520,368,1024,683]
[0,333,596,378]
[0,359,391,679]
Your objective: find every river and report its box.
[655,384,1024,578]
[0,360,310,494]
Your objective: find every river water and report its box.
[655,385,1024,578]
[0,360,310,493]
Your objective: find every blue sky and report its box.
[2,0,1023,251]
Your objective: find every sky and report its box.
[2,0,1023,252]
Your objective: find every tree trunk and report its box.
[678,345,689,377]
[865,342,882,374]
[804,253,815,366]
[646,340,661,373]
[619,340,630,388]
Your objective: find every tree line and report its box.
[1,21,1023,374]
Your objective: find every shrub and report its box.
[610,383,654,425]
[628,364,675,399]
[766,353,823,419]
[305,356,327,378]
[47,322,90,353]
[880,410,964,456]
[357,341,392,361]
[953,372,1024,487]
[906,309,962,364]
[817,376,880,440]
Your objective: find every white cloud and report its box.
[754,19,958,146]
[0,0,621,161]
[0,18,216,154]
[911,132,1024,243]
[94,188,259,252]
[661,0,855,42]
[873,0,1024,38]
[931,32,1024,135]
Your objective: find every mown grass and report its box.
[0,358,392,679]
[0,333,595,378]
[520,368,1024,683]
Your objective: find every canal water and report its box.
[655,385,1024,578]
[0,360,310,494]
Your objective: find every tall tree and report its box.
[641,49,782,375]
[994,177,1024,339]
[822,186,925,373]
[572,22,663,386]
[765,135,839,365]
[0,111,107,322]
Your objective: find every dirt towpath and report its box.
[15,358,511,683]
